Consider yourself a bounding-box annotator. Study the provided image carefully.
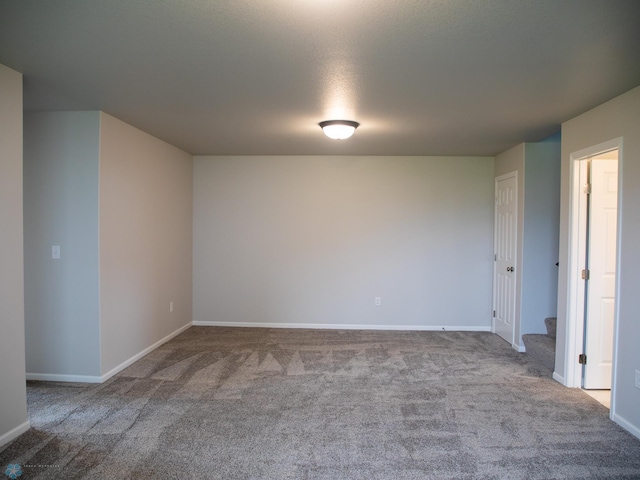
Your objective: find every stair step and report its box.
[522,333,555,371]
[545,317,557,339]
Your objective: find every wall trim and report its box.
[99,322,192,382]
[552,371,565,385]
[0,420,30,448]
[26,322,192,384]
[513,344,526,353]
[192,321,491,332]
[26,373,103,383]
[612,412,640,441]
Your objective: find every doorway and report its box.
[566,138,622,418]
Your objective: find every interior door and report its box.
[583,155,618,389]
[494,173,517,346]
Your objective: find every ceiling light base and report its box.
[319,120,360,140]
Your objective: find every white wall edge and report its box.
[99,322,192,382]
[192,321,491,332]
[0,420,30,448]
[552,371,566,385]
[612,412,640,441]
[26,373,103,383]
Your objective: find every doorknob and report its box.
[507,266,514,272]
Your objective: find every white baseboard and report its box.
[612,412,640,441]
[26,372,103,383]
[552,371,566,385]
[192,321,491,332]
[27,322,192,384]
[512,343,526,353]
[0,420,30,448]
[99,322,192,382]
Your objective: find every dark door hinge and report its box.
[582,269,590,280]
[578,353,587,365]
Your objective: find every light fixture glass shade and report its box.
[319,120,359,140]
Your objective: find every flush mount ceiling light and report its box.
[319,120,360,140]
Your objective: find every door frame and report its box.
[565,138,622,418]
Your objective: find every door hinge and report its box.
[584,183,592,194]
[494,254,497,261]
[578,353,587,365]
[581,269,590,280]
[493,310,496,318]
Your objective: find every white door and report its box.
[493,173,517,345]
[583,155,618,389]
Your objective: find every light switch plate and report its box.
[635,370,640,390]
[52,245,60,259]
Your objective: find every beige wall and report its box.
[0,64,29,446]
[557,85,640,437]
[23,112,102,378]
[23,110,193,381]
[193,155,494,329]
[521,140,560,337]
[99,113,193,375]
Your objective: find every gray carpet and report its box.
[2,327,640,479]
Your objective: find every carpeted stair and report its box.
[522,317,556,371]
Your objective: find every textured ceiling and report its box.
[1,0,639,156]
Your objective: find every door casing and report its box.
[564,137,622,420]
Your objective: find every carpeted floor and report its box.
[2,327,640,479]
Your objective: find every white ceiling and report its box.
[1,0,639,156]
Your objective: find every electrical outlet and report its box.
[374,297,381,306]
[170,301,174,313]
[635,370,640,390]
